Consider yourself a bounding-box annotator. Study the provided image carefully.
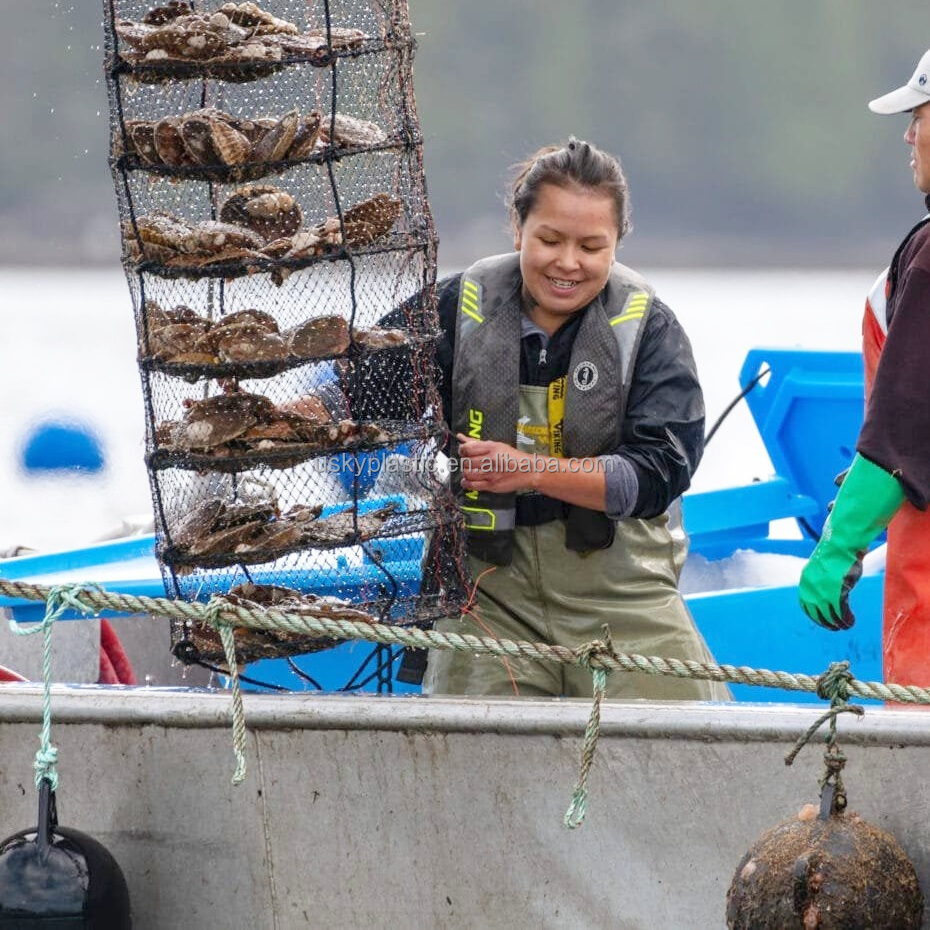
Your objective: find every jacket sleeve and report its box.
[618,297,706,518]
[342,274,460,424]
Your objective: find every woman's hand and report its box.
[456,434,537,494]
[455,434,608,511]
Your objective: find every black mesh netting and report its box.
[103,0,470,674]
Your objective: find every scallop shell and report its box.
[209,118,252,165]
[250,109,299,163]
[153,116,188,165]
[286,111,322,159]
[114,19,155,51]
[180,113,218,164]
[148,322,213,361]
[304,27,367,50]
[260,238,294,259]
[219,184,302,240]
[214,326,290,362]
[340,193,402,248]
[142,2,193,26]
[232,116,276,145]
[218,2,287,30]
[260,32,328,56]
[179,220,266,255]
[133,212,193,250]
[286,315,350,358]
[214,308,279,333]
[126,121,160,165]
[319,113,387,148]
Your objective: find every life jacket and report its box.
[450,252,653,565]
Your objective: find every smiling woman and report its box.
[418,137,731,701]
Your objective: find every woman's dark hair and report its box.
[507,137,631,239]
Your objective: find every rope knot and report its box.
[34,745,60,791]
[564,626,615,830]
[202,597,230,630]
[815,660,854,704]
[573,625,615,673]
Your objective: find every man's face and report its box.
[905,101,930,193]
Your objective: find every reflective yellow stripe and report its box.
[609,290,649,326]
[609,309,645,326]
[461,506,496,530]
[461,279,483,323]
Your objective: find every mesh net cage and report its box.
[102,0,470,677]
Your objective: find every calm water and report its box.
[0,265,871,553]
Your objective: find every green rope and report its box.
[4,575,926,701]
[4,579,930,811]
[7,583,100,791]
[205,603,248,786]
[564,626,613,829]
[784,660,863,814]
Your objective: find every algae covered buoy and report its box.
[0,779,131,928]
[727,662,923,929]
[726,798,923,929]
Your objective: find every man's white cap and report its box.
[869,48,930,114]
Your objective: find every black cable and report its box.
[703,364,825,543]
[192,660,293,693]
[340,645,405,692]
[704,365,770,446]
[285,658,324,691]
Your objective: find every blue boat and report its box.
[0,347,885,701]
[2,348,924,930]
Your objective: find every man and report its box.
[799,49,930,689]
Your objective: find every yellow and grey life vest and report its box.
[451,252,654,565]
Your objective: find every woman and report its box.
[423,137,729,700]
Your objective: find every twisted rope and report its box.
[564,627,613,829]
[4,580,929,826]
[784,660,863,815]
[2,576,926,703]
[205,601,248,785]
[7,584,100,790]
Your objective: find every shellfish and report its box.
[340,193,403,248]
[319,113,388,148]
[219,183,303,240]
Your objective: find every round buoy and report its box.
[0,781,130,928]
[726,802,923,929]
[20,418,106,474]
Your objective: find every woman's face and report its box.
[513,181,619,334]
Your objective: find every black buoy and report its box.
[0,779,131,928]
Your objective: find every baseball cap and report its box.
[869,48,930,114]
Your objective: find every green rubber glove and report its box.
[799,454,904,631]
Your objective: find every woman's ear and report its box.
[513,224,523,251]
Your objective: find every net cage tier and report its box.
[102,0,470,669]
